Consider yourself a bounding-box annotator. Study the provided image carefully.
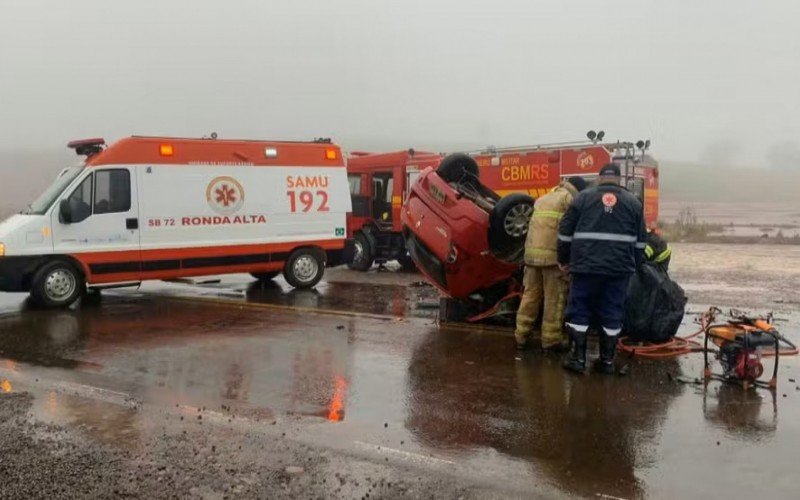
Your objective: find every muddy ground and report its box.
[0,242,799,499]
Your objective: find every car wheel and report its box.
[347,233,374,271]
[284,248,325,289]
[488,193,535,252]
[437,153,479,183]
[251,271,280,282]
[30,260,85,308]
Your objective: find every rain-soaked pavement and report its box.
[1,243,800,498]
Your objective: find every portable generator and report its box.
[703,314,780,389]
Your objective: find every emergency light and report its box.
[67,138,106,157]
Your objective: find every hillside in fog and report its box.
[658,161,800,203]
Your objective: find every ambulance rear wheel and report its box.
[30,260,85,309]
[251,271,279,282]
[284,248,325,289]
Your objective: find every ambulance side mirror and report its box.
[59,199,73,224]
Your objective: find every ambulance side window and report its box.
[94,169,131,214]
[67,174,93,224]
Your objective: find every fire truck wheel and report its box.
[30,260,85,309]
[437,153,479,183]
[488,193,535,252]
[250,271,279,282]
[284,248,325,289]
[347,233,374,271]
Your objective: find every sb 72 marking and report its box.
[147,218,176,227]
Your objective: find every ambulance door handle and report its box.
[126,218,139,230]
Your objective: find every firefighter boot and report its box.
[562,326,587,373]
[594,331,617,375]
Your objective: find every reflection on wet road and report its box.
[0,272,799,498]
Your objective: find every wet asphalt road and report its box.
[1,248,800,499]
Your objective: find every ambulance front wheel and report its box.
[30,260,85,309]
[284,248,325,289]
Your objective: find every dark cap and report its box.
[599,163,621,177]
[566,176,587,192]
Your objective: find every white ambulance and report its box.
[0,136,354,308]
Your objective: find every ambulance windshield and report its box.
[22,166,84,215]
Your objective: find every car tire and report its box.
[347,232,374,271]
[437,153,479,183]
[284,248,325,289]
[251,271,280,282]
[488,193,535,252]
[30,260,85,309]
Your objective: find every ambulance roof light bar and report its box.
[67,138,106,157]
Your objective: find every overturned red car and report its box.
[401,154,533,315]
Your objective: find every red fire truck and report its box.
[346,134,659,271]
[346,149,443,270]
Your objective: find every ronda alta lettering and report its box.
[182,215,267,226]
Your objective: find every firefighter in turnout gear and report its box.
[515,177,588,351]
[558,163,647,374]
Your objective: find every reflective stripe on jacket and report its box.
[644,231,671,263]
[556,182,647,276]
[524,182,579,266]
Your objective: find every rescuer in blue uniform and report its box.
[557,163,647,374]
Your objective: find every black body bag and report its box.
[623,264,687,343]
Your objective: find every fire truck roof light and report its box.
[325,149,338,160]
[160,144,174,157]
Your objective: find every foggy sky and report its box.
[1,0,798,168]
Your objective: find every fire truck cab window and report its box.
[94,169,131,214]
[372,173,393,222]
[348,174,362,195]
[406,171,420,193]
